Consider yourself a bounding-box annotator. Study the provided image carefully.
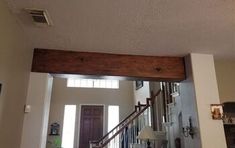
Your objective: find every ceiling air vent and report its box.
[25,8,53,26]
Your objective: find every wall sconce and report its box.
[182,117,195,139]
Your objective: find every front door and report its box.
[79,105,104,148]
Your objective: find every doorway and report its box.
[79,105,104,148]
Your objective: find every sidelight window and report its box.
[61,105,76,148]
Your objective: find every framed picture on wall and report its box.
[135,81,143,90]
[211,104,223,120]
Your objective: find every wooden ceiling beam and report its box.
[31,48,186,81]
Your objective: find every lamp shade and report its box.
[137,126,157,140]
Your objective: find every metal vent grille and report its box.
[25,9,52,26]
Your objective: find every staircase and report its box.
[90,89,162,148]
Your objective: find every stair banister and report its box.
[91,89,162,148]
[92,109,137,145]
[101,105,150,147]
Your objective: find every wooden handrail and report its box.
[100,105,150,147]
[91,89,162,148]
[151,89,161,102]
[92,109,137,145]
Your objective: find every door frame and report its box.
[76,104,105,148]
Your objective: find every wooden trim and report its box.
[31,48,186,81]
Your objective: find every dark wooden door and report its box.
[79,105,104,148]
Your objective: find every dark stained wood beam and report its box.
[31,48,186,81]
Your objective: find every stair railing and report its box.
[91,109,137,145]
[90,89,161,148]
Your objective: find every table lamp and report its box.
[137,126,157,148]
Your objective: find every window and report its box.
[108,106,119,132]
[67,78,119,89]
[61,105,76,148]
[108,106,119,147]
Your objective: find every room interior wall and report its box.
[20,73,53,148]
[214,59,235,103]
[149,82,162,130]
[180,54,227,148]
[133,81,150,104]
[168,95,183,148]
[0,1,32,147]
[47,78,134,147]
[180,55,202,148]
[149,82,165,148]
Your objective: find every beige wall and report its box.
[215,59,235,103]
[180,54,226,148]
[0,1,32,148]
[133,81,150,104]
[180,55,203,148]
[21,73,53,148]
[149,82,163,130]
[47,78,134,147]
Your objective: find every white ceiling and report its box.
[5,0,235,59]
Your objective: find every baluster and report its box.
[147,107,149,126]
[148,106,152,127]
[134,118,138,144]
[141,111,144,128]
[112,137,114,148]
[117,133,120,148]
[115,131,117,147]
[128,123,131,147]
[134,118,137,144]
[131,121,133,144]
[114,131,118,148]
[109,131,112,148]
[112,131,115,148]
[143,109,145,127]
[108,140,110,148]
[115,133,118,148]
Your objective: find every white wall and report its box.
[133,81,150,104]
[149,82,162,130]
[149,82,165,148]
[0,1,32,147]
[47,78,134,147]
[180,54,227,148]
[180,55,202,148]
[20,73,53,148]
[215,59,235,103]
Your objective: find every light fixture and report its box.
[137,126,157,148]
[182,117,195,139]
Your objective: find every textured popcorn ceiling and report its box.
[5,0,235,59]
